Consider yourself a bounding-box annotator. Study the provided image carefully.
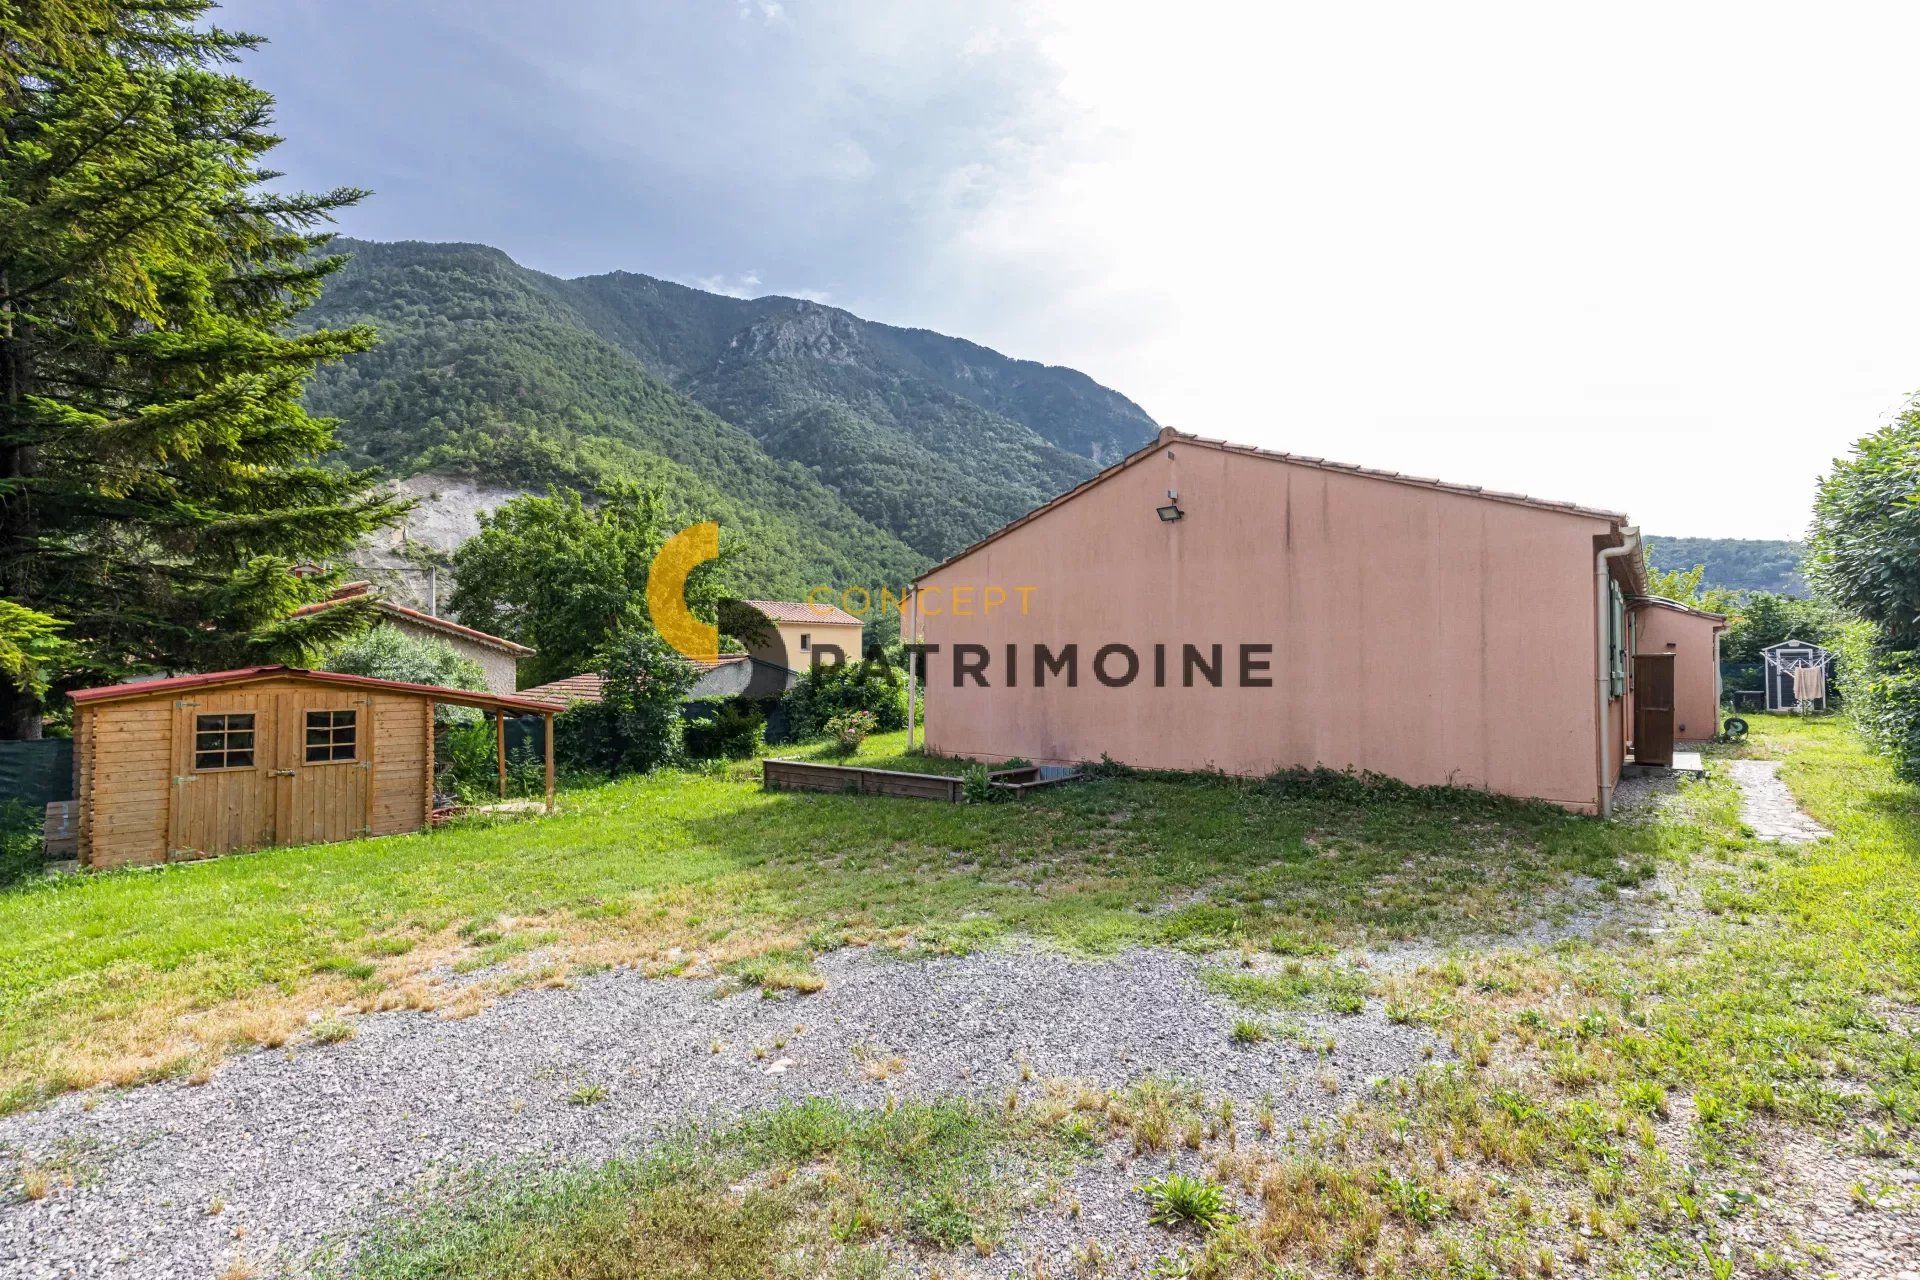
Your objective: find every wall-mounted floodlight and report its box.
[1156,489,1184,522]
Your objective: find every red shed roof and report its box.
[69,666,556,714]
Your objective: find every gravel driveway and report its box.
[0,946,1437,1280]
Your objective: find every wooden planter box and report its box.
[760,759,1082,803]
[980,763,1083,795]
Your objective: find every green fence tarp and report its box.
[0,739,73,809]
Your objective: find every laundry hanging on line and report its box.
[1792,663,1826,703]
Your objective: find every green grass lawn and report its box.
[1273,713,1920,1279]
[14,715,1916,1278]
[0,731,1678,1113]
[331,714,1920,1279]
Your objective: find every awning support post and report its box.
[543,712,556,813]
[495,710,507,800]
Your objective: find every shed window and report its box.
[194,713,256,770]
[304,709,358,763]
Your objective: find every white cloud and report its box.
[687,271,830,304]
[909,0,1920,539]
[690,271,764,298]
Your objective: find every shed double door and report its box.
[169,689,372,857]
[1632,653,1676,769]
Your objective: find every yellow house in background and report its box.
[739,599,866,672]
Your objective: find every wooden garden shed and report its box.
[68,666,555,870]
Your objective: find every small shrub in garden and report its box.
[0,801,44,890]
[683,698,767,760]
[439,721,498,803]
[824,709,877,754]
[960,763,998,804]
[785,661,905,739]
[325,627,485,726]
[554,629,697,776]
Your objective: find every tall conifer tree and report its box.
[0,0,403,735]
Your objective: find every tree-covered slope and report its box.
[677,302,1094,555]
[302,241,924,598]
[1645,536,1808,596]
[557,269,1157,468]
[305,239,1159,575]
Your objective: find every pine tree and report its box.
[0,0,404,735]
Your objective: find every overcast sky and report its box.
[222,0,1920,540]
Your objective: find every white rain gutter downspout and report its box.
[1594,526,1640,818]
[903,588,919,752]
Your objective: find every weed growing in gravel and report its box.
[1108,1076,1206,1156]
[722,948,825,996]
[1227,1020,1267,1046]
[344,1098,1084,1280]
[309,1018,355,1046]
[566,1084,607,1106]
[1139,1172,1235,1231]
[851,1044,906,1081]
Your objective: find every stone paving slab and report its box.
[1728,758,1829,844]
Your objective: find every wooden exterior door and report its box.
[168,690,279,857]
[275,689,374,846]
[1633,653,1676,768]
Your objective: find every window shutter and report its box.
[1609,581,1627,697]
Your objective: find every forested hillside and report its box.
[301,240,1159,594]
[1645,536,1807,596]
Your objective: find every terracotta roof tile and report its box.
[738,599,865,626]
[290,592,535,656]
[518,673,605,707]
[371,601,535,656]
[518,655,751,708]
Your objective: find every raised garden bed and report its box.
[761,758,1082,802]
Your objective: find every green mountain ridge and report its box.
[302,241,1805,610]
[303,239,1159,599]
[1645,536,1808,596]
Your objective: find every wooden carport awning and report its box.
[70,665,560,811]
[69,665,554,714]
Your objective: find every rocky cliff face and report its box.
[348,473,530,610]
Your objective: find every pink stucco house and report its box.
[1627,596,1726,745]
[903,427,1669,816]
